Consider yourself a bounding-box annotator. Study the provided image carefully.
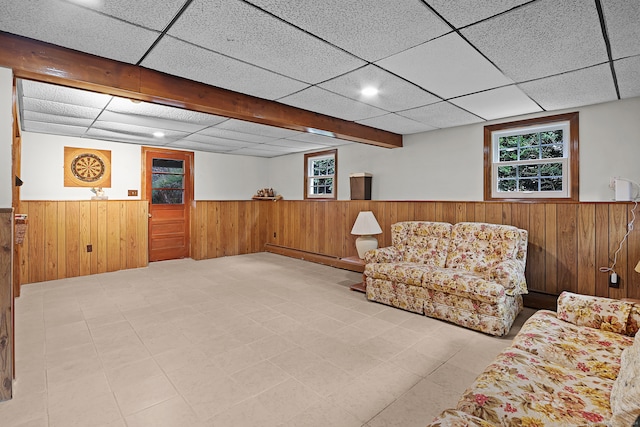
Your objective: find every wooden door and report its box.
[142,147,193,262]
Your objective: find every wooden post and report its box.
[0,208,13,401]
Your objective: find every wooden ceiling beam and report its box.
[0,32,402,149]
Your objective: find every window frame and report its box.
[484,112,579,202]
[304,149,337,200]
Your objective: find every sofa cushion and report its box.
[445,222,521,274]
[557,291,634,335]
[610,337,640,427]
[401,222,452,266]
[456,347,614,426]
[627,304,640,337]
[512,310,634,380]
[423,267,506,304]
[364,262,434,286]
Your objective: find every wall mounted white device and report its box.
[614,179,632,201]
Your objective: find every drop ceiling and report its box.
[3,0,639,157]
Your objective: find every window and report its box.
[484,112,579,201]
[304,149,337,199]
[152,158,185,204]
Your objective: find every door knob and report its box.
[148,213,152,218]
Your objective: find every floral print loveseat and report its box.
[364,221,528,336]
[427,292,640,427]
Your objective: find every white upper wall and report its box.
[269,96,640,202]
[21,132,268,201]
[0,67,13,208]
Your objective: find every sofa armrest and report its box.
[557,291,635,335]
[364,246,402,264]
[487,259,527,295]
[426,409,496,427]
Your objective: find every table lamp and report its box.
[351,211,382,259]
[636,260,640,273]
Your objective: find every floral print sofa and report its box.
[364,221,528,336]
[427,292,640,427]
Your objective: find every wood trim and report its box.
[303,149,337,200]
[0,31,401,149]
[484,112,580,202]
[0,209,13,400]
[264,244,364,273]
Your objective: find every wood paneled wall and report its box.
[261,200,640,300]
[191,201,267,260]
[0,209,13,400]
[18,201,148,285]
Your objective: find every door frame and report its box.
[141,146,194,260]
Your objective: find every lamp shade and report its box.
[636,260,640,274]
[351,211,382,235]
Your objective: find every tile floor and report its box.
[3,253,536,427]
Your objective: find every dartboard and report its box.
[71,153,106,182]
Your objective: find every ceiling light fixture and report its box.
[307,128,336,138]
[153,131,165,138]
[361,86,379,97]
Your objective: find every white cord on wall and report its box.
[599,179,640,278]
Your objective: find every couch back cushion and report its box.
[445,222,522,274]
[610,336,640,427]
[557,291,634,336]
[391,221,452,267]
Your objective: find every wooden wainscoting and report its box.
[18,201,148,285]
[0,208,13,400]
[263,201,640,300]
[190,201,267,260]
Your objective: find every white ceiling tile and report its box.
[229,147,282,158]
[461,0,608,82]
[425,0,531,28]
[278,87,388,122]
[245,0,450,62]
[20,80,112,109]
[398,102,484,129]
[182,134,252,148]
[319,65,441,112]
[518,64,617,110]
[376,33,513,99]
[357,114,437,135]
[216,119,302,139]
[106,97,228,126]
[22,98,102,119]
[265,139,328,151]
[197,127,276,144]
[615,56,640,99]
[167,140,235,153]
[92,121,189,141]
[450,85,542,120]
[601,0,640,59]
[285,132,353,147]
[23,111,94,128]
[0,0,159,63]
[97,111,207,133]
[72,0,186,31]
[23,121,88,136]
[141,36,309,101]
[168,0,365,84]
[85,128,164,145]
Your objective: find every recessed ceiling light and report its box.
[361,86,379,97]
[68,0,103,6]
[153,131,165,138]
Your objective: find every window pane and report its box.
[519,147,539,160]
[519,179,539,191]
[541,163,562,177]
[541,178,563,191]
[520,133,539,146]
[152,173,184,189]
[518,165,539,177]
[152,158,184,173]
[541,130,563,144]
[541,144,563,158]
[498,166,516,178]
[498,179,516,191]
[152,189,184,204]
[500,149,517,162]
[499,136,518,149]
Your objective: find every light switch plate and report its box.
[128,189,138,196]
